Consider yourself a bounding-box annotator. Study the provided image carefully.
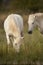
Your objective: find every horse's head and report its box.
[13,36,23,52]
[28,14,36,34]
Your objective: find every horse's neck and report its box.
[35,20,40,29]
[36,20,43,29]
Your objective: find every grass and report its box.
[0,14,43,65]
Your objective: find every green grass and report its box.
[0,24,43,65]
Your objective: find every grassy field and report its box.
[0,13,43,65]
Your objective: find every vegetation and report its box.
[0,0,43,12]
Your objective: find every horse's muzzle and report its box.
[28,31,32,34]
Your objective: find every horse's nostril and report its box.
[40,31,43,34]
[15,43,17,46]
[28,31,32,34]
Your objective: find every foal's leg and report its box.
[6,33,10,45]
[6,33,10,52]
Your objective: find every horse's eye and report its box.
[32,22,34,24]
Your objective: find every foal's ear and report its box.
[20,37,24,39]
[33,15,36,19]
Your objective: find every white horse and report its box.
[4,14,24,52]
[28,13,43,34]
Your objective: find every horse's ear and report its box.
[35,15,38,21]
[35,15,37,19]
